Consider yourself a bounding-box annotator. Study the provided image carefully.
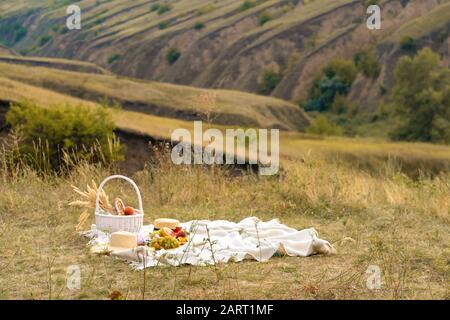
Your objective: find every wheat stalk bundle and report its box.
[69,180,114,230]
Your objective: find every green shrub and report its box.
[306,115,343,136]
[38,35,52,47]
[259,69,281,95]
[158,4,172,15]
[108,54,122,65]
[94,17,106,25]
[13,24,27,43]
[259,12,272,26]
[354,50,381,78]
[364,0,379,6]
[0,21,28,46]
[159,21,168,30]
[331,94,348,114]
[436,30,448,44]
[400,36,416,52]
[323,59,358,86]
[5,102,125,171]
[194,21,205,30]
[166,48,181,65]
[150,3,160,12]
[240,1,255,11]
[305,59,357,112]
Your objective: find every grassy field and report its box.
[0,97,449,300]
[0,148,448,299]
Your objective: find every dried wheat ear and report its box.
[69,180,115,230]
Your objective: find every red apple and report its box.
[124,207,135,216]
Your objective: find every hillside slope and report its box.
[0,59,310,130]
[1,0,448,113]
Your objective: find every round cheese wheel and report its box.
[154,218,180,230]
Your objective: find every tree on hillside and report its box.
[390,47,450,143]
[305,59,357,112]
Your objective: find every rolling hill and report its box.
[0,58,448,177]
[0,58,310,130]
[0,0,449,114]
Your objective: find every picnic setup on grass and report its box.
[71,175,336,269]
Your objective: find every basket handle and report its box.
[95,175,144,215]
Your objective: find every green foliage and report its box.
[194,21,205,30]
[354,50,381,79]
[306,59,357,112]
[14,26,27,43]
[259,69,281,95]
[390,47,450,143]
[158,4,172,15]
[150,3,160,12]
[436,30,448,44]
[166,48,181,65]
[159,21,168,30]
[400,36,416,52]
[331,94,348,114]
[108,54,122,65]
[94,17,106,25]
[0,21,28,46]
[5,102,125,170]
[240,1,255,11]
[306,115,343,136]
[259,12,272,26]
[323,59,358,87]
[38,35,53,47]
[364,0,379,6]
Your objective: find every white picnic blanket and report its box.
[83,217,335,269]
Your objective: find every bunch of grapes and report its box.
[150,236,180,250]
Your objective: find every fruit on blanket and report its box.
[124,207,135,216]
[149,226,189,250]
[177,237,188,244]
[173,227,182,233]
[114,198,126,215]
[161,227,175,238]
[176,230,186,238]
[150,236,180,250]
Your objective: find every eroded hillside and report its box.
[0,59,310,130]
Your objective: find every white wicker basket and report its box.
[95,175,144,233]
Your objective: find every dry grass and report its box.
[0,148,448,300]
[386,1,450,42]
[0,61,307,130]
